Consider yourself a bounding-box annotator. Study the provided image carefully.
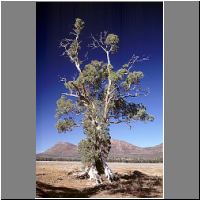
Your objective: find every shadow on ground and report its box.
[36,170,163,198]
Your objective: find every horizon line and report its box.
[36,138,163,154]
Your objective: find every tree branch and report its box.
[62,93,78,98]
[120,87,149,98]
[89,34,107,52]
[126,54,149,72]
[110,120,128,124]
[103,50,113,120]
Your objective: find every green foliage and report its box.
[56,96,74,119]
[81,60,102,83]
[78,139,95,163]
[68,40,80,60]
[60,18,84,66]
[105,34,119,45]
[121,71,144,90]
[74,18,85,34]
[110,68,128,82]
[64,81,75,91]
[136,108,154,121]
[122,64,129,68]
[105,34,119,53]
[110,99,154,123]
[117,68,128,76]
[78,108,111,165]
[56,119,76,133]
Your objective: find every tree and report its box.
[56,18,154,184]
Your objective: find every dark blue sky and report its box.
[36,2,163,153]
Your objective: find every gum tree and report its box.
[56,18,154,184]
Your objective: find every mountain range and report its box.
[36,139,163,161]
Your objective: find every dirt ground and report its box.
[36,161,163,198]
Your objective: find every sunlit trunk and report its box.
[87,158,115,185]
[79,116,115,185]
[88,123,115,184]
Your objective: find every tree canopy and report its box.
[55,18,154,170]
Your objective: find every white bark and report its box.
[103,51,112,120]
[87,162,115,185]
[103,162,115,183]
[88,165,103,185]
[71,162,115,185]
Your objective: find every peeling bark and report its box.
[103,162,115,183]
[70,161,116,186]
[88,161,115,185]
[88,165,103,185]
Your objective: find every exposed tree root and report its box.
[68,162,119,185]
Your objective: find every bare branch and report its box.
[120,88,149,99]
[127,55,139,71]
[62,93,78,98]
[59,29,82,73]
[99,31,108,46]
[137,55,150,62]
[89,34,107,52]
[103,50,112,119]
[69,31,77,36]
[58,76,67,83]
[99,32,104,46]
[125,54,150,72]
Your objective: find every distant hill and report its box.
[109,139,163,160]
[36,139,163,162]
[37,142,80,160]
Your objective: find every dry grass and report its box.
[36,161,163,198]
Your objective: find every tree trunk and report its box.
[87,158,115,185]
[79,116,115,185]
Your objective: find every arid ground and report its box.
[36,161,163,198]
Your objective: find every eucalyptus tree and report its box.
[56,18,154,184]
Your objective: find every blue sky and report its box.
[36,2,163,153]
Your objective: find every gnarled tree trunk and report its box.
[78,120,115,185]
[86,157,115,185]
